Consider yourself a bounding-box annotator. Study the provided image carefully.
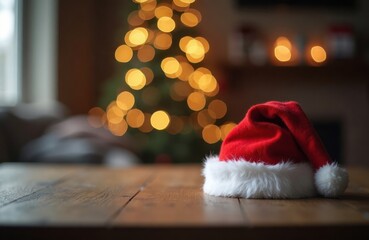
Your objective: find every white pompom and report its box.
[315,163,349,197]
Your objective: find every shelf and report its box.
[224,62,369,86]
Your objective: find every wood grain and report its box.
[0,165,153,225]
[0,163,76,206]
[0,164,368,240]
[113,165,245,225]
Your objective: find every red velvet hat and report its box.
[203,101,348,198]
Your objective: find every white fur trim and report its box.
[315,163,348,197]
[202,156,316,199]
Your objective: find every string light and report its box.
[93,0,230,146]
[157,16,176,33]
[151,110,170,130]
[125,68,146,90]
[274,36,292,62]
[310,45,327,63]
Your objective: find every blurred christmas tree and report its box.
[89,0,236,163]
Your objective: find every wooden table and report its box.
[0,163,368,240]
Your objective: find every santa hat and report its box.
[203,101,348,199]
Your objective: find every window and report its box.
[0,0,19,106]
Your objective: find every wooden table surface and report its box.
[0,163,368,240]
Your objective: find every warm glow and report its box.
[173,0,192,8]
[151,110,170,130]
[125,68,147,90]
[208,99,227,119]
[115,45,133,63]
[220,122,236,140]
[88,107,106,128]
[276,36,292,50]
[161,57,181,75]
[178,61,194,81]
[180,10,200,27]
[196,37,209,53]
[197,109,215,128]
[140,67,154,85]
[185,39,205,57]
[202,124,221,144]
[107,105,125,124]
[126,27,149,46]
[137,44,155,62]
[310,45,327,63]
[108,119,128,136]
[198,74,217,93]
[181,38,205,63]
[140,0,157,11]
[116,91,135,111]
[187,92,206,111]
[138,9,155,20]
[274,45,291,62]
[155,5,173,18]
[157,16,176,33]
[134,0,151,3]
[179,36,192,52]
[126,108,145,128]
[154,32,172,50]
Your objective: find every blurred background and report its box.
[0,0,368,167]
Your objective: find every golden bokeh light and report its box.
[173,0,191,8]
[202,124,221,144]
[137,44,156,62]
[310,45,327,63]
[276,36,292,50]
[151,110,170,130]
[140,67,154,85]
[179,36,192,52]
[138,9,155,20]
[127,11,144,27]
[108,119,128,136]
[153,32,172,50]
[198,73,217,93]
[178,61,194,81]
[126,108,145,128]
[116,91,135,111]
[115,45,133,63]
[161,57,181,76]
[274,45,291,62]
[128,27,149,46]
[140,0,157,11]
[197,109,215,128]
[107,105,125,124]
[88,107,106,128]
[187,92,206,111]
[208,99,227,119]
[180,10,200,27]
[134,0,151,3]
[274,36,292,62]
[157,16,176,33]
[180,0,196,4]
[155,5,173,18]
[195,37,209,53]
[220,122,237,140]
[125,68,147,90]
